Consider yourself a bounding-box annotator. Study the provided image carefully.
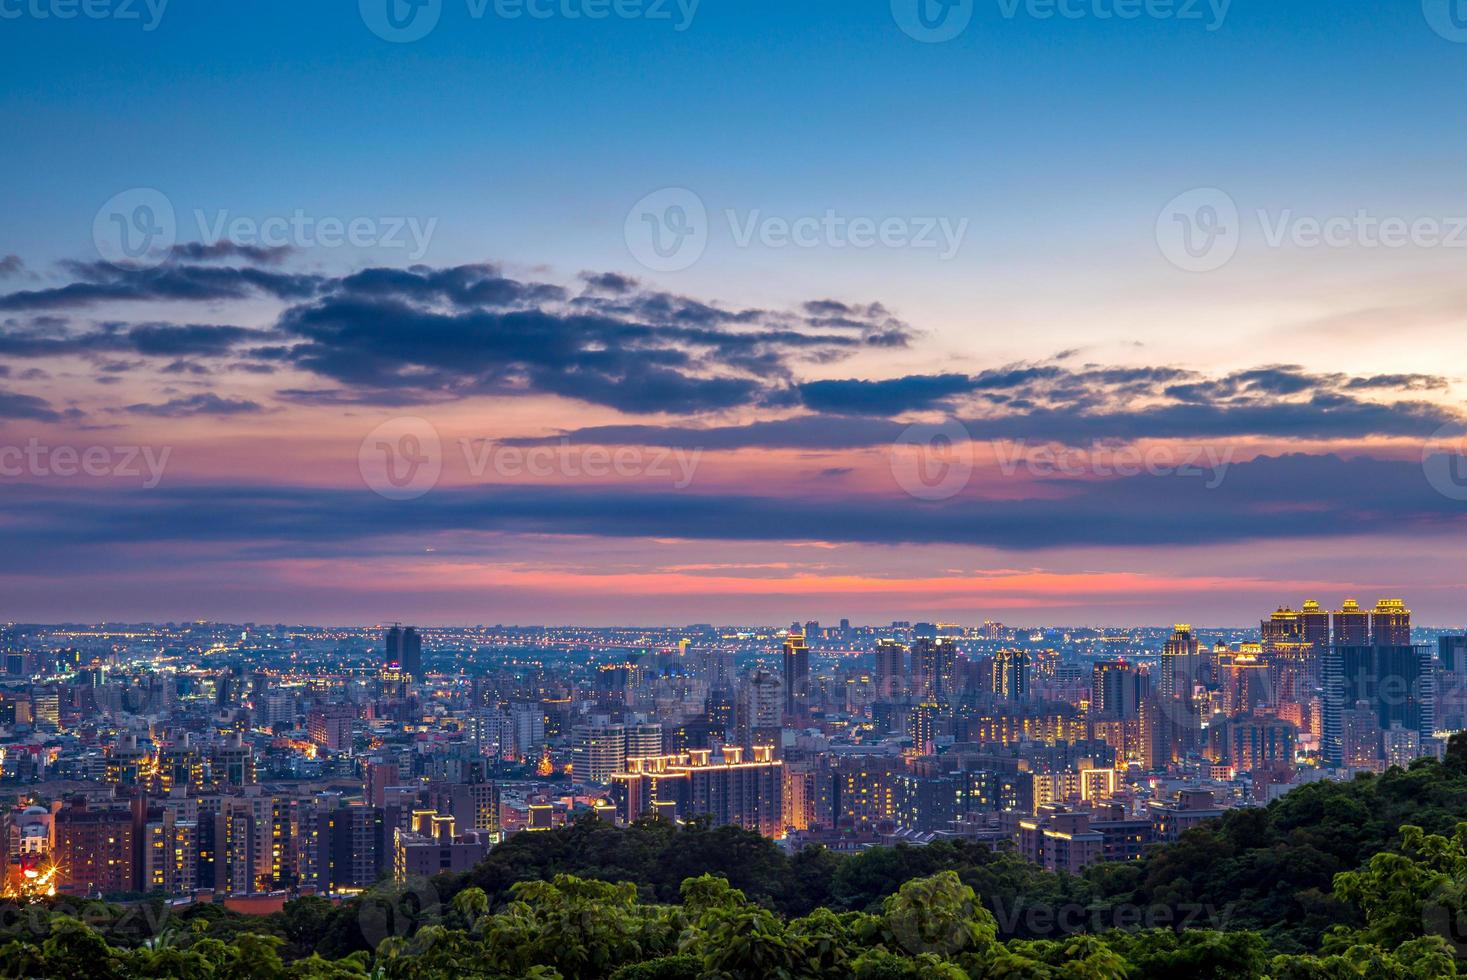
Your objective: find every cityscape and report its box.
[10,0,1467,975]
[0,599,1457,900]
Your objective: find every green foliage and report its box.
[13,757,1467,977]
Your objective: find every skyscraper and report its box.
[914,636,956,702]
[1333,600,1369,646]
[1371,599,1411,646]
[385,626,423,680]
[1091,660,1143,720]
[1300,599,1331,648]
[874,639,906,699]
[1159,625,1201,702]
[992,649,1029,702]
[782,631,810,716]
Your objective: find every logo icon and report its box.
[890,419,974,501]
[93,189,176,269]
[625,188,709,273]
[360,0,442,43]
[359,417,443,501]
[1423,0,1467,42]
[1423,422,1467,501]
[1156,187,1240,272]
[891,0,973,42]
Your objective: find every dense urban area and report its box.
[1,602,1466,976]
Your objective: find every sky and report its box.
[4,0,1467,626]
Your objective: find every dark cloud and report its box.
[508,394,1460,451]
[0,263,321,311]
[169,241,295,265]
[0,389,62,421]
[121,393,265,417]
[5,454,1464,557]
[0,255,24,279]
[800,374,984,415]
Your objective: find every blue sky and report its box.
[5,1,1467,624]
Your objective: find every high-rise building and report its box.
[913,636,956,702]
[1371,599,1412,647]
[737,669,783,746]
[55,799,141,896]
[782,632,810,717]
[385,626,423,680]
[1091,661,1143,720]
[1322,643,1433,766]
[1333,600,1369,646]
[1216,645,1273,717]
[1159,625,1202,702]
[610,746,785,837]
[874,639,906,699]
[992,649,1029,702]
[1300,599,1331,648]
[571,724,626,784]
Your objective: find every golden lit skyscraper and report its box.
[1333,600,1369,646]
[1160,625,1201,702]
[782,631,810,716]
[1300,600,1331,648]
[1371,599,1411,646]
[992,649,1029,702]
